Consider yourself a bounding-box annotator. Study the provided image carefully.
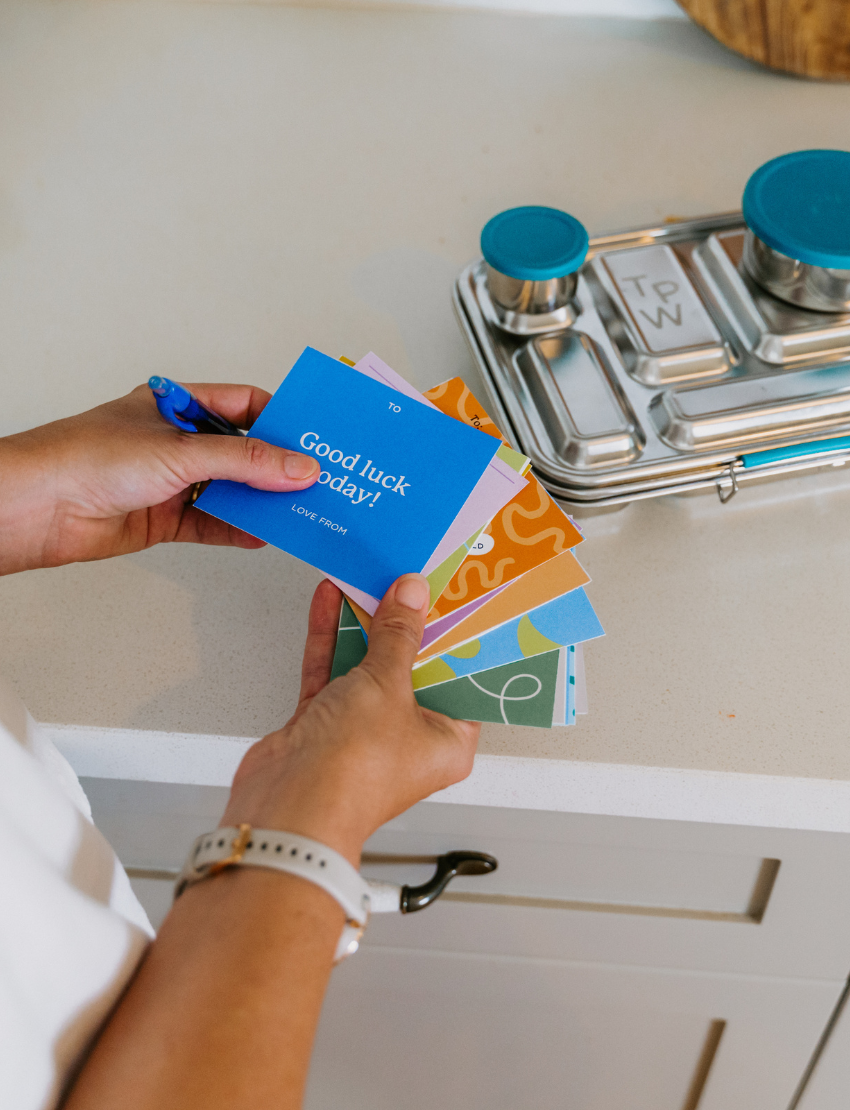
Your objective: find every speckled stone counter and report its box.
[3,0,850,828]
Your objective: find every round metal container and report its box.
[484,265,579,331]
[480,206,589,335]
[743,230,850,313]
[742,149,850,314]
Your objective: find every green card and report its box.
[415,649,560,726]
[330,600,562,727]
[330,602,369,681]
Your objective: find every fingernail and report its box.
[395,573,429,611]
[284,453,318,479]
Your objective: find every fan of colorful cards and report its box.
[196,347,604,728]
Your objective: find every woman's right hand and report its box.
[66,573,478,1110]
[220,574,480,866]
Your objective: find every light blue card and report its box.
[196,348,500,599]
[411,586,604,690]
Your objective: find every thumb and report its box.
[362,573,430,686]
[179,434,320,491]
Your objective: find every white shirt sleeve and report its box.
[0,675,153,1110]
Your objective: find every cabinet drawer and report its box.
[359,801,850,980]
[83,778,850,979]
[309,949,843,1110]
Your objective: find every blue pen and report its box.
[148,376,244,437]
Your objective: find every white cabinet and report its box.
[361,802,850,980]
[309,949,843,1110]
[83,777,850,1107]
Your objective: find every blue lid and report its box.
[481,206,589,281]
[743,150,850,269]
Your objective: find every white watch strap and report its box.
[175,826,373,929]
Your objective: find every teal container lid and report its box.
[742,150,850,270]
[481,206,589,281]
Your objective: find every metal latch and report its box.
[716,463,739,504]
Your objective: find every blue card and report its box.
[196,348,500,599]
[410,586,604,690]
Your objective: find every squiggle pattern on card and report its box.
[466,672,543,725]
[502,484,570,551]
[442,556,516,601]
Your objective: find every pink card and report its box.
[328,354,526,614]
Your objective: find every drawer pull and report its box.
[400,851,498,914]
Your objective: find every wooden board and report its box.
[678,0,850,80]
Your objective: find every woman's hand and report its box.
[63,575,479,1110]
[221,574,481,865]
[0,382,319,575]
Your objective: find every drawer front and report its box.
[84,778,850,979]
[359,801,850,979]
[310,950,843,1110]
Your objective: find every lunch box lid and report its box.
[743,150,850,270]
[481,206,589,282]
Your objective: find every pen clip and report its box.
[166,410,199,433]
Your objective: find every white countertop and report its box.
[3,0,850,829]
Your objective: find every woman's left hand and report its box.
[0,382,320,575]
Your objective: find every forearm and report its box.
[64,868,344,1110]
[60,575,477,1109]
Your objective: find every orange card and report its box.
[421,379,583,622]
[349,547,590,662]
[422,378,510,445]
[415,548,590,662]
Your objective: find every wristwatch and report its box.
[176,825,499,961]
[175,825,375,961]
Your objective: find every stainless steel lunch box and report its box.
[455,153,850,512]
